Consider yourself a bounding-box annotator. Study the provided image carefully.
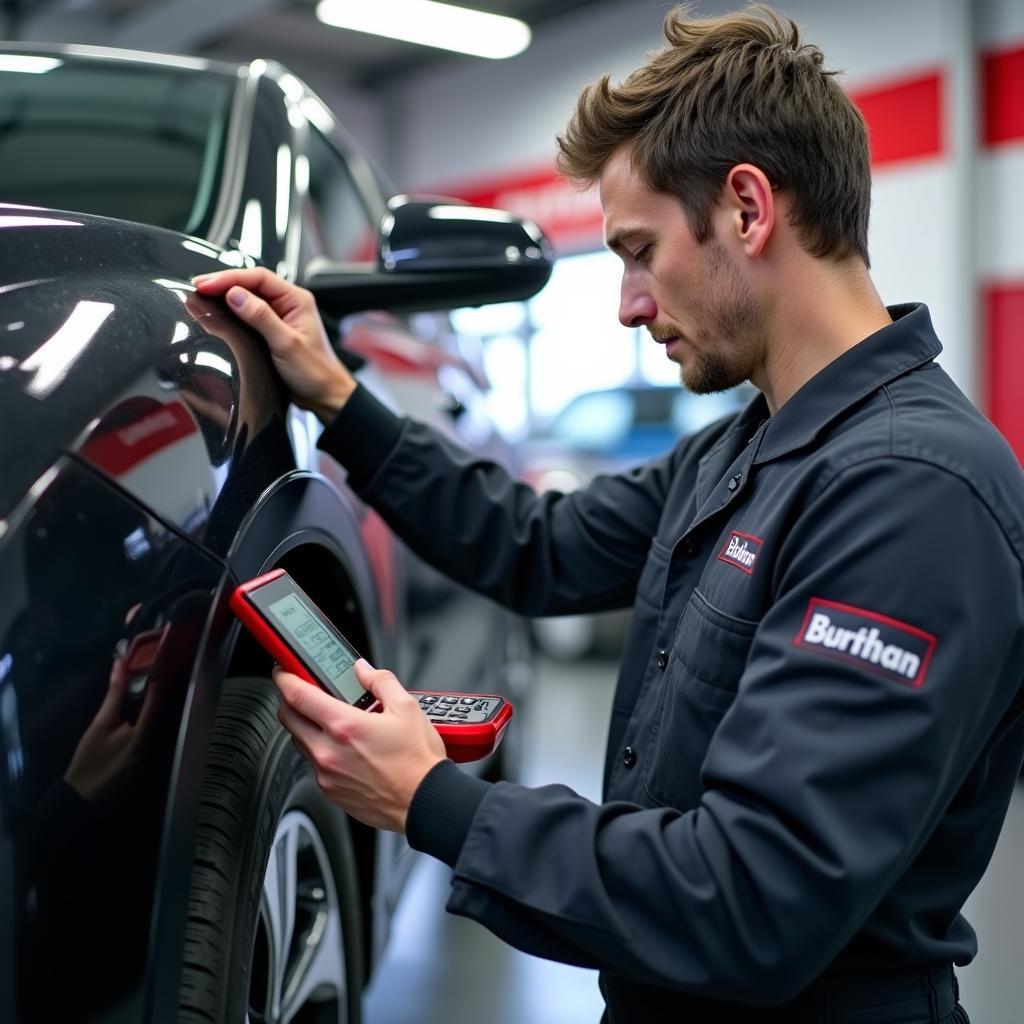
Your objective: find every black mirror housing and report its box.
[304,196,555,316]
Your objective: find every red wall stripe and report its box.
[425,68,949,249]
[983,45,1024,146]
[422,48,1024,247]
[986,284,1024,463]
[850,71,944,166]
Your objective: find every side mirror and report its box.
[303,196,554,316]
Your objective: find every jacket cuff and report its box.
[315,384,404,491]
[406,759,491,867]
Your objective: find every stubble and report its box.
[681,240,763,394]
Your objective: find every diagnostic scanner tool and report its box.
[231,569,513,763]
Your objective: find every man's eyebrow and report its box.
[605,227,643,253]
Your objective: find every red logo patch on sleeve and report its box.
[794,598,937,688]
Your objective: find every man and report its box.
[194,5,1024,1021]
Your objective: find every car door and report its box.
[299,126,534,710]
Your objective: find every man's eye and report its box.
[632,245,651,264]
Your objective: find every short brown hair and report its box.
[556,3,872,265]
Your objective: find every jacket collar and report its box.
[752,303,941,465]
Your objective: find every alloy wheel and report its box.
[248,809,350,1024]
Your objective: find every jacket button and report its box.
[657,649,668,670]
[623,746,637,768]
[727,473,741,492]
[682,535,696,556]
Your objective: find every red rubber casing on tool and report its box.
[231,569,378,709]
[408,691,513,764]
[231,569,513,762]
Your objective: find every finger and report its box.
[273,666,355,726]
[191,267,297,304]
[91,656,132,728]
[194,269,313,328]
[133,677,163,736]
[354,660,414,708]
[277,700,325,749]
[214,285,305,357]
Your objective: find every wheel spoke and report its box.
[280,881,343,1022]
[262,811,349,1024]
[262,813,300,1017]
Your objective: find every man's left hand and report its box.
[273,659,446,832]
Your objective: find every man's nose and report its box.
[618,280,656,329]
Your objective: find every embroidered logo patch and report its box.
[794,598,937,688]
[716,530,763,575]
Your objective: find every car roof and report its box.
[0,40,240,77]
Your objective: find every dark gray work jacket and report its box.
[318,304,1024,1021]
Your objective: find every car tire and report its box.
[179,677,363,1024]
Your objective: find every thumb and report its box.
[224,285,296,356]
[94,658,132,727]
[354,659,408,707]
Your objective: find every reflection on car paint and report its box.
[0,46,543,1024]
[0,459,220,1019]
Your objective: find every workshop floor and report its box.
[363,655,1023,1024]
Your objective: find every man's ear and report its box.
[723,164,774,258]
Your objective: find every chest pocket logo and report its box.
[716,530,763,575]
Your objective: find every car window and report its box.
[0,57,233,235]
[302,128,377,264]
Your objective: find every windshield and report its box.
[0,55,235,236]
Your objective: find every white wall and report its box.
[384,1,665,186]
[382,0,1024,404]
[978,0,1024,286]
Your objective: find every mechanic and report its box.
[193,5,1024,1021]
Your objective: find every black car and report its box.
[0,44,552,1024]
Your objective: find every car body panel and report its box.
[0,208,405,1022]
[0,453,222,1021]
[0,42,542,1021]
[0,207,254,520]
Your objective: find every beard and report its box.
[653,240,764,394]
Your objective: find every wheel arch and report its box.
[145,471,392,1024]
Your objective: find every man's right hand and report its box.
[192,268,356,424]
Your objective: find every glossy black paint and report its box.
[0,44,547,1023]
[2,212,240,518]
[304,196,554,316]
[381,196,553,274]
[0,219,378,1024]
[0,456,221,1021]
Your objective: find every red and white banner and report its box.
[426,46,1023,462]
[426,72,947,253]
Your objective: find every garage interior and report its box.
[2,1,1022,1022]
[365,658,1024,1023]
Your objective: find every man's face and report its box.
[600,147,764,393]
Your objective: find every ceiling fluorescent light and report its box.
[315,0,531,60]
[0,55,63,74]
